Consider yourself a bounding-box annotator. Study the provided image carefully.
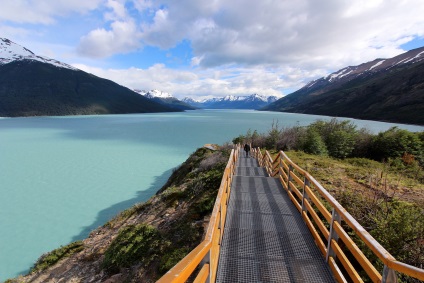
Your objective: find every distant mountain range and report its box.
[182,94,281,109]
[134,91,281,110]
[134,89,196,110]
[0,38,179,117]
[263,47,424,125]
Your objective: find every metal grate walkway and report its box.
[216,151,335,283]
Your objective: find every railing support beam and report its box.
[382,265,398,283]
[287,164,293,192]
[301,178,310,212]
[326,209,341,262]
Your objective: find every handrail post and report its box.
[301,178,310,212]
[201,251,211,283]
[218,204,222,245]
[287,164,293,192]
[382,265,398,283]
[326,208,341,262]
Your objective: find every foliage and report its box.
[338,190,424,279]
[299,128,328,156]
[158,248,190,274]
[371,127,423,164]
[237,120,424,181]
[30,241,84,273]
[102,224,165,273]
[232,135,245,145]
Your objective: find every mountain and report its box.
[263,47,424,125]
[183,94,281,109]
[0,38,179,117]
[134,89,196,110]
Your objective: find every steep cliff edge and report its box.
[8,145,231,283]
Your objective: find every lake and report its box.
[1,110,423,281]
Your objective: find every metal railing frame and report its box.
[251,147,424,283]
[157,146,239,283]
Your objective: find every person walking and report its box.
[244,143,251,157]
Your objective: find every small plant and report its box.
[30,241,84,273]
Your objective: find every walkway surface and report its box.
[216,152,335,283]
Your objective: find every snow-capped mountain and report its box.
[0,38,178,117]
[134,89,195,110]
[0,38,77,70]
[264,46,424,125]
[303,47,424,91]
[134,89,174,99]
[182,94,281,109]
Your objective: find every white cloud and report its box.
[72,0,424,69]
[77,20,141,58]
[72,63,323,98]
[104,0,128,21]
[0,0,102,24]
[3,0,424,99]
[133,0,424,70]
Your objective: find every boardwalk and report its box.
[216,152,335,283]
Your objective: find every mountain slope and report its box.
[183,94,280,109]
[0,38,178,117]
[263,47,424,125]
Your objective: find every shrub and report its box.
[326,129,357,159]
[31,241,84,273]
[277,126,305,151]
[371,127,423,162]
[199,152,227,171]
[159,248,190,274]
[300,128,328,156]
[102,224,165,273]
[232,135,245,145]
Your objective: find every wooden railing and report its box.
[252,148,424,283]
[157,147,239,283]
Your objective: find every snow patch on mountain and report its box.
[326,67,352,82]
[134,89,174,99]
[312,46,424,88]
[182,93,281,109]
[369,60,385,70]
[403,50,424,64]
[0,38,77,70]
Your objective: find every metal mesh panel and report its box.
[236,166,268,177]
[217,154,335,283]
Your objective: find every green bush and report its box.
[326,129,357,158]
[232,135,245,145]
[31,241,84,273]
[102,224,165,273]
[300,128,328,156]
[371,127,423,162]
[159,248,190,274]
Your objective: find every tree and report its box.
[301,128,328,156]
[371,127,423,162]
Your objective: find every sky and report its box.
[1,0,424,100]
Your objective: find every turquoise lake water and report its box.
[1,110,423,281]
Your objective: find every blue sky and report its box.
[1,0,424,99]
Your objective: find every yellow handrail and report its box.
[157,146,239,283]
[251,147,424,283]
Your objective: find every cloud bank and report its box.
[1,0,424,98]
[77,0,424,69]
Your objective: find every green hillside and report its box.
[0,60,179,117]
[264,58,424,125]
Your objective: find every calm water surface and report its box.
[1,110,423,280]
